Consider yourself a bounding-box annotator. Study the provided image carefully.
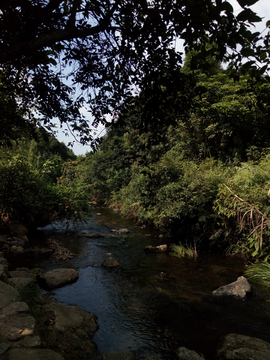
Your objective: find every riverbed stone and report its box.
[0,281,21,309]
[9,223,28,238]
[38,268,79,289]
[14,245,24,252]
[0,312,35,341]
[84,232,104,238]
[9,238,25,247]
[40,299,100,359]
[0,264,8,283]
[0,342,9,355]
[0,255,8,264]
[20,335,41,348]
[212,276,251,300]
[8,269,37,289]
[216,333,270,360]
[102,257,121,267]
[1,301,29,316]
[144,244,169,253]
[8,277,34,289]
[176,347,205,360]
[101,351,136,360]
[5,348,65,360]
[111,228,130,234]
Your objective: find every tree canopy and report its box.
[0,0,269,146]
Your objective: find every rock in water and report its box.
[216,333,270,360]
[111,228,129,234]
[144,244,169,253]
[41,300,100,359]
[102,258,121,268]
[177,347,205,360]
[38,268,79,289]
[212,276,251,300]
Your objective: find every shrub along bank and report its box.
[0,129,90,229]
[68,69,270,264]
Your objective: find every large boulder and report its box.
[0,281,21,310]
[0,311,36,342]
[40,299,100,359]
[0,296,36,346]
[212,276,251,300]
[8,269,37,289]
[216,333,270,360]
[177,347,205,360]
[38,268,79,289]
[0,279,43,352]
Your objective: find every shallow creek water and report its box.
[7,208,270,360]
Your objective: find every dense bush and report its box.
[119,154,228,248]
[59,67,270,259]
[215,155,270,260]
[0,134,86,227]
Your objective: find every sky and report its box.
[55,0,270,156]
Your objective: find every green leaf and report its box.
[237,0,259,7]
[241,60,256,69]
[240,47,255,57]
[252,249,259,257]
[266,20,270,28]
[220,1,234,13]
[259,64,268,74]
[237,9,261,22]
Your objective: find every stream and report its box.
[7,208,270,360]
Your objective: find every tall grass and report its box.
[245,261,270,288]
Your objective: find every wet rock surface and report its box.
[47,238,77,261]
[212,276,251,300]
[144,244,169,253]
[102,257,121,268]
[39,299,100,359]
[0,280,21,309]
[216,333,270,360]
[38,268,79,289]
[83,232,105,238]
[176,347,205,360]
[111,228,130,234]
[0,279,40,353]
[0,251,99,360]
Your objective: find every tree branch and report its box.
[0,0,122,64]
[0,24,118,64]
